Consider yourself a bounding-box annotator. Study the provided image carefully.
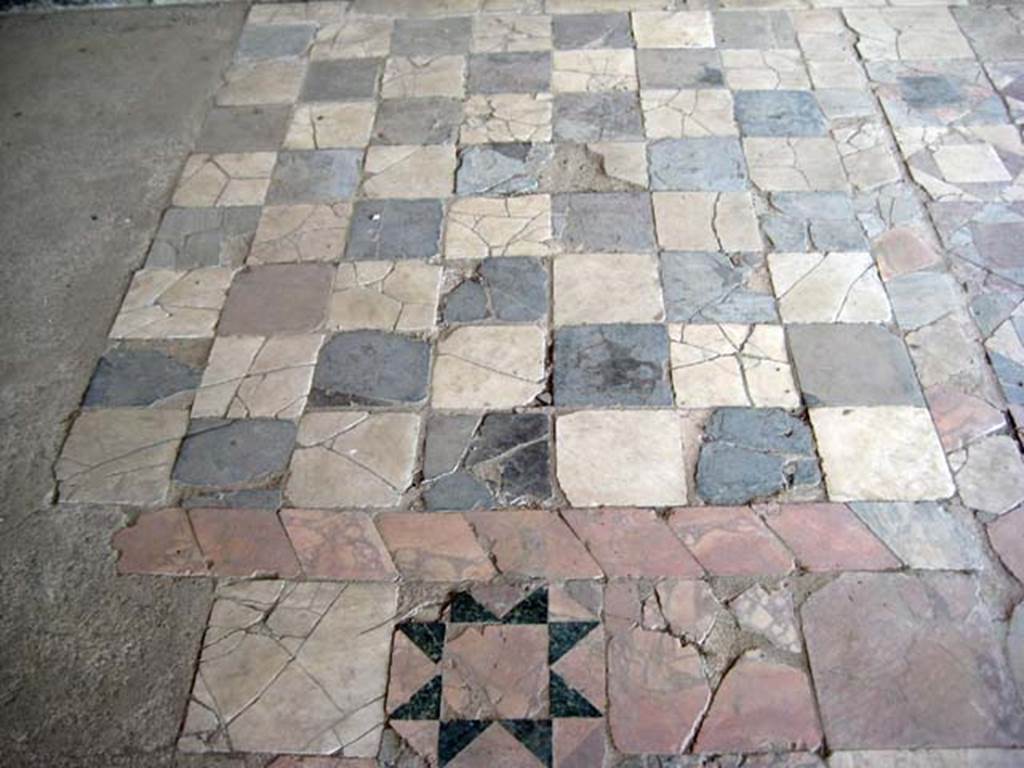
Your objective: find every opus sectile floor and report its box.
[54,0,1024,765]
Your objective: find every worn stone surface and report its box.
[173,418,296,491]
[443,257,548,323]
[346,199,444,261]
[249,203,351,263]
[147,206,260,269]
[83,340,208,409]
[553,191,656,252]
[850,501,983,571]
[661,251,777,324]
[219,264,333,335]
[310,331,431,407]
[433,325,547,408]
[554,252,661,325]
[330,261,441,332]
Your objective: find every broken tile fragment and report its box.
[761,192,867,252]
[442,257,548,324]
[148,207,260,269]
[669,505,794,576]
[329,261,441,332]
[456,142,554,196]
[173,418,296,491]
[661,251,777,324]
[362,145,456,198]
[460,93,553,143]
[432,325,547,409]
[113,507,207,575]
[653,191,761,252]
[445,195,554,257]
[110,268,233,339]
[466,509,601,579]
[376,512,495,581]
[83,340,207,409]
[249,203,350,263]
[953,435,1024,516]
[850,501,982,571]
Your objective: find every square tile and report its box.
[301,58,382,101]
[235,23,315,61]
[648,137,748,191]
[734,91,827,137]
[553,253,662,325]
[346,199,444,260]
[445,195,554,258]
[432,325,547,409]
[761,192,867,252]
[744,137,847,191]
[442,257,549,324]
[310,330,431,407]
[281,508,397,580]
[844,7,974,62]
[216,59,306,106]
[218,264,334,335]
[248,203,351,263]
[362,145,455,198]
[714,10,795,50]
[554,324,671,407]
[376,513,494,581]
[468,51,552,94]
[810,406,955,501]
[284,102,376,149]
[553,92,643,140]
[768,252,891,324]
[722,50,810,91]
[461,93,553,143]
[641,89,737,138]
[109,268,234,339]
[195,105,291,153]
[329,261,441,331]
[473,14,553,53]
[556,410,688,506]
[653,191,761,252]
[456,142,555,195]
[382,55,467,98]
[266,149,361,204]
[552,192,655,252]
[632,11,714,49]
[172,419,297,491]
[552,49,636,92]
[637,49,724,90]
[392,16,471,56]
[83,340,208,409]
[311,15,392,60]
[187,507,300,579]
[553,13,632,50]
[661,251,777,324]
[372,97,462,144]
[147,207,260,269]
[172,153,276,208]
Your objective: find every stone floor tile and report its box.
[195,105,290,153]
[247,2,344,26]
[432,325,547,409]
[649,137,747,191]
[381,55,466,99]
[173,418,297,491]
[562,507,702,578]
[192,335,321,419]
[372,97,462,145]
[311,330,431,407]
[554,91,643,141]
[587,140,646,187]
[986,61,1024,125]
[376,512,496,580]
[112,507,207,575]
[830,750,1024,768]
[554,323,671,407]
[744,137,847,192]
[723,50,810,91]
[249,203,351,263]
[653,191,762,252]
[988,506,1024,582]
[442,257,548,324]
[235,23,315,61]
[110,268,234,339]
[267,149,361,204]
[284,102,375,149]
[631,11,714,49]
[552,49,635,93]
[473,14,552,53]
[421,412,552,510]
[788,324,923,407]
[172,152,276,207]
[147,207,260,269]
[553,12,632,50]
[887,271,962,331]
[926,384,1006,452]
[641,89,737,138]
[466,509,601,579]
[715,9,795,49]
[670,506,794,576]
[330,261,441,332]
[952,435,1024,516]
[460,93,553,143]
[280,508,397,580]
[661,251,778,324]
[556,410,688,507]
[442,721,548,767]
[696,408,822,506]
[219,264,333,335]
[553,253,662,325]
[734,91,827,138]
[362,145,455,198]
[804,573,1024,749]
[468,51,551,94]
[180,581,396,755]
[301,58,382,101]
[670,324,799,409]
[873,227,942,281]
[188,507,301,578]
[854,500,984,571]
[762,191,867,252]
[553,191,656,252]
[311,15,392,60]
[285,412,419,507]
[57,409,186,505]
[844,7,975,62]
[954,6,1024,63]
[761,502,900,572]
[456,142,555,195]
[811,407,954,502]
[445,195,554,257]
[637,49,723,90]
[83,340,208,409]
[554,719,606,768]
[392,16,471,56]
[769,252,891,323]
[217,59,306,106]
[346,199,443,261]
[906,314,995,399]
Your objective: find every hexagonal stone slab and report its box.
[310,330,431,407]
[734,91,827,137]
[173,418,297,490]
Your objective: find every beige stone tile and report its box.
[653,191,761,252]
[473,14,552,52]
[284,102,376,149]
[216,60,306,106]
[248,2,346,25]
[768,252,891,323]
[894,125,1021,201]
[833,121,901,191]
[933,144,1011,184]
[444,195,555,258]
[641,89,738,139]
[844,7,974,61]
[432,325,546,409]
[587,142,648,186]
[722,50,810,90]
[172,153,276,208]
[56,409,187,505]
[362,145,456,198]
[556,410,688,506]
[808,59,866,89]
[811,406,955,501]
[192,335,323,419]
[461,93,553,143]
[285,411,420,507]
[744,138,848,192]
[552,49,636,92]
[311,15,392,59]
[109,268,234,339]
[554,253,663,325]
[248,203,351,263]
[549,0,664,11]
[669,324,799,408]
[381,55,466,98]
[632,11,714,49]
[329,261,441,331]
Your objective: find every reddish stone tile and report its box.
[668,506,793,576]
[218,264,333,335]
[641,580,718,642]
[386,630,438,716]
[112,507,207,575]
[803,573,1024,749]
[988,507,1024,582]
[465,509,601,580]
[761,503,900,572]
[189,507,301,578]
[554,719,606,768]
[562,508,703,578]
[376,512,495,581]
[446,722,544,768]
[925,385,1006,452]
[549,582,601,622]
[551,623,605,711]
[873,227,941,281]
[281,508,396,580]
[390,721,438,766]
[442,624,549,720]
[694,651,822,753]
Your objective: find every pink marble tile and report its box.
[376,512,495,582]
[668,506,793,576]
[188,507,301,578]
[926,385,1006,452]
[554,719,606,768]
[760,503,900,572]
[281,508,397,580]
[988,506,1024,582]
[390,721,438,766]
[112,507,207,575]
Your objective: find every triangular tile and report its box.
[400,621,447,663]
[548,622,597,664]
[391,720,439,766]
[500,719,552,767]
[503,587,548,624]
[391,675,442,721]
[450,592,500,623]
[549,673,601,719]
[439,719,491,766]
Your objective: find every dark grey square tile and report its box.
[552,192,655,252]
[637,49,724,89]
[195,105,291,153]
[553,13,633,50]
[734,90,827,137]
[310,330,431,406]
[236,24,315,61]
[146,207,260,269]
[442,258,549,324]
[661,252,778,324]
[468,52,551,94]
[83,340,209,409]
[173,419,297,489]
[372,97,462,144]
[392,16,472,55]
[553,92,643,141]
[648,137,748,191]
[713,10,796,49]
[267,149,362,204]
[301,58,383,101]
[761,192,867,251]
[455,143,554,196]
[345,199,443,260]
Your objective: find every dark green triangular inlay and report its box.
[549,672,601,718]
[500,719,552,767]
[548,621,598,664]
[502,587,548,624]
[450,592,500,623]
[439,719,490,766]
[389,675,441,721]
[399,621,446,663]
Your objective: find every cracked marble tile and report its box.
[179,581,396,756]
[649,137,748,192]
[553,91,644,141]
[850,501,982,571]
[109,268,233,339]
[653,191,762,252]
[247,2,345,26]
[930,200,1024,290]
[173,418,297,492]
[661,251,778,324]
[216,59,306,106]
[112,507,207,575]
[762,192,868,252]
[552,12,633,50]
[235,23,315,62]
[172,153,275,208]
[281,508,397,581]
[669,324,799,408]
[551,48,636,92]
[442,257,549,323]
[553,252,662,324]
[285,411,420,507]
[266,150,361,205]
[381,55,466,99]
[714,9,796,49]
[466,509,601,579]
[768,251,891,323]
[392,16,471,56]
[722,50,810,91]
[566,508,702,579]
[832,120,902,191]
[951,434,1024,516]
[346,199,444,261]
[844,7,974,61]
[456,142,555,195]
[361,145,455,198]
[376,512,496,580]
[954,6,1024,63]
[641,89,737,139]
[472,14,552,52]
[445,195,555,258]
[302,58,382,101]
[329,261,441,332]
[195,105,290,154]
[56,409,187,505]
[631,11,714,49]
[460,93,553,143]
[731,586,802,654]
[310,15,392,59]
[248,203,350,264]
[553,191,656,252]
[432,325,547,408]
[187,506,300,578]
[745,137,847,192]
[372,97,462,145]
[734,90,827,138]
[147,206,260,269]
[284,102,376,149]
